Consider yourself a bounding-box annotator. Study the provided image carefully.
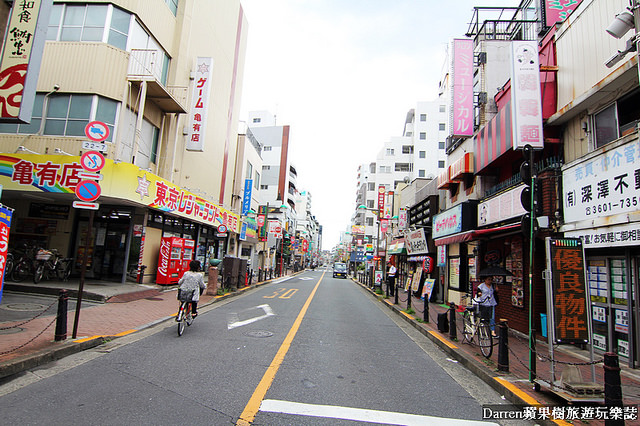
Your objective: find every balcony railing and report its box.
[465,6,539,45]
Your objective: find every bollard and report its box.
[407,287,412,310]
[604,352,624,426]
[424,296,429,323]
[394,284,399,305]
[497,320,509,372]
[248,269,253,286]
[449,303,457,340]
[385,278,389,298]
[55,289,68,341]
[137,265,147,284]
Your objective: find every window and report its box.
[262,165,271,170]
[367,200,374,208]
[264,146,272,151]
[252,118,261,123]
[420,132,426,140]
[406,131,412,137]
[438,160,445,168]
[119,106,158,168]
[439,123,446,131]
[49,4,130,50]
[386,148,394,155]
[395,163,412,172]
[402,145,414,154]
[367,182,375,191]
[419,170,425,177]
[593,89,640,148]
[420,113,427,121]
[108,7,131,50]
[439,142,445,150]
[254,172,260,189]
[246,161,253,180]
[379,166,391,173]
[164,0,179,16]
[0,93,119,141]
[261,185,269,190]
[366,217,374,226]
[419,151,426,159]
[439,105,446,112]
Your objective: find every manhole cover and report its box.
[244,330,274,338]
[0,327,25,335]
[2,303,48,312]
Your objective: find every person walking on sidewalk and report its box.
[387,262,397,296]
[478,276,498,336]
[178,260,206,318]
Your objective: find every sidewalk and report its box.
[2,273,640,425]
[357,277,640,425]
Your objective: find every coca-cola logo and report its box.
[158,240,170,276]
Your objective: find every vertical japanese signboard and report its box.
[377,185,385,214]
[546,238,590,344]
[0,0,52,123]
[543,0,583,27]
[511,41,544,150]
[186,57,213,151]
[242,178,252,215]
[450,39,474,138]
[0,205,13,303]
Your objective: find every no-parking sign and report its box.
[85,121,109,142]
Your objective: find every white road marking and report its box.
[298,277,313,280]
[259,399,498,425]
[227,304,275,330]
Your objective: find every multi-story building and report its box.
[0,0,248,283]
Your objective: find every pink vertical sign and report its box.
[451,39,474,137]
[545,0,583,27]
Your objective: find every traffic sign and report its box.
[75,180,101,202]
[80,151,106,172]
[77,171,103,181]
[73,201,99,210]
[85,121,109,142]
[217,224,228,234]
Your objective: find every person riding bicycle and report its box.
[178,260,206,318]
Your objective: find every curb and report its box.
[4,283,106,303]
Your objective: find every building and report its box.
[0,0,248,284]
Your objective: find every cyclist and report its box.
[178,260,207,318]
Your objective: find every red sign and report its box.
[0,206,13,302]
[302,239,309,252]
[217,224,228,234]
[85,121,110,142]
[80,151,106,172]
[377,186,385,213]
[75,180,101,202]
[422,256,434,273]
[381,219,388,233]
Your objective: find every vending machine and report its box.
[182,239,195,275]
[156,237,184,285]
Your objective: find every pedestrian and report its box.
[387,262,397,296]
[178,260,206,318]
[478,276,498,336]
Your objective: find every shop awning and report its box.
[387,238,406,254]
[450,152,474,181]
[433,223,521,246]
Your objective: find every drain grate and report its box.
[244,330,274,338]
[1,303,47,312]
[0,327,24,335]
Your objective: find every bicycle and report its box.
[11,245,39,282]
[460,295,494,358]
[33,249,72,283]
[176,289,196,336]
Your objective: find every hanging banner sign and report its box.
[0,205,12,303]
[545,237,589,345]
[377,185,385,213]
[450,39,474,137]
[242,179,252,215]
[511,40,544,149]
[186,57,213,151]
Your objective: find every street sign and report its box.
[80,151,106,172]
[75,180,101,202]
[217,224,228,234]
[85,121,109,142]
[78,171,103,181]
[82,140,108,153]
[73,201,99,210]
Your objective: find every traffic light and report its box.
[520,144,538,237]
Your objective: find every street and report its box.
[0,269,528,425]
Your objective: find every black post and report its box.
[604,353,624,426]
[449,302,457,340]
[137,265,147,283]
[497,320,509,372]
[394,283,399,305]
[385,277,389,297]
[73,209,94,339]
[55,289,68,341]
[407,287,412,310]
[424,296,429,323]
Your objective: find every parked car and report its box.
[333,262,347,279]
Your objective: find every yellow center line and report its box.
[236,271,325,426]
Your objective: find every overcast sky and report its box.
[239,0,519,250]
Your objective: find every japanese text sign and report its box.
[186,57,213,151]
[377,185,385,213]
[0,204,12,303]
[0,0,52,123]
[242,179,252,215]
[547,238,589,344]
[450,39,474,137]
[544,0,583,27]
[511,41,544,149]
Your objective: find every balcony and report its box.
[128,49,187,113]
[465,7,539,46]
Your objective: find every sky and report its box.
[239,0,519,251]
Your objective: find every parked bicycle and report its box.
[33,249,72,283]
[10,245,39,282]
[460,294,493,358]
[176,289,196,336]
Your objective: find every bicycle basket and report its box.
[36,249,54,261]
[177,289,195,302]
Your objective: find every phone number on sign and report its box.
[585,197,639,216]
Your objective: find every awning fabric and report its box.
[433,223,520,246]
[387,238,406,254]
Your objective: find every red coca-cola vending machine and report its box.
[182,239,195,275]
[156,237,184,285]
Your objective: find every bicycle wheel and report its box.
[33,263,45,284]
[478,322,493,358]
[461,311,473,343]
[56,261,71,281]
[11,259,30,282]
[177,302,189,336]
[5,253,13,278]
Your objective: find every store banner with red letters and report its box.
[0,204,13,303]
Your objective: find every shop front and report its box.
[562,137,640,367]
[0,154,241,285]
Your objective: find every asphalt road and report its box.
[0,269,531,425]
